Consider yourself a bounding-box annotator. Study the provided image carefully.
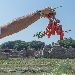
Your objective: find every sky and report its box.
[0,0,75,45]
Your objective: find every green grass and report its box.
[0,58,75,75]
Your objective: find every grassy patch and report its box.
[0,58,75,75]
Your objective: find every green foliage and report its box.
[0,40,45,51]
[0,37,75,51]
[49,59,74,75]
[29,40,45,50]
[0,58,74,75]
[56,59,74,74]
[57,37,75,48]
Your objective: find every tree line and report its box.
[0,37,75,51]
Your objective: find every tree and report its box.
[52,42,54,46]
[57,37,75,48]
[0,40,45,51]
[29,40,45,50]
